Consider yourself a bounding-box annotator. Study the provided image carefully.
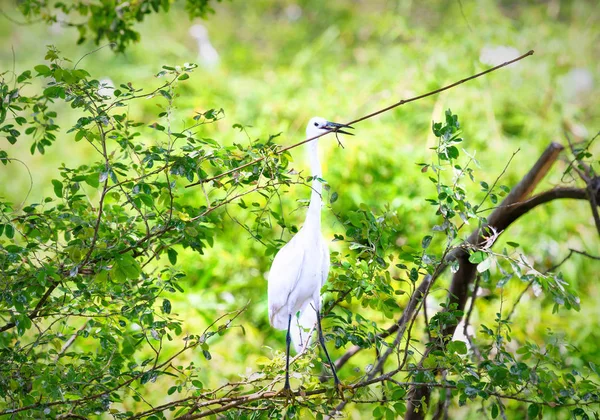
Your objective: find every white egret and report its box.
[268,117,354,392]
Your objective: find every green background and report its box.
[1,0,598,417]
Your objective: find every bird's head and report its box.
[306,116,354,139]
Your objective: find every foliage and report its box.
[1,1,599,419]
[0,45,303,417]
[15,0,221,51]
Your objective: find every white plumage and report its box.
[267,116,353,391]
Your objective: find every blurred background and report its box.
[1,0,598,417]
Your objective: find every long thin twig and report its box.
[185,50,534,188]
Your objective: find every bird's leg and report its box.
[284,313,292,392]
[316,310,344,397]
[278,314,295,403]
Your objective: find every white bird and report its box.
[268,116,354,392]
[188,24,220,69]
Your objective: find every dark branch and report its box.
[404,142,598,419]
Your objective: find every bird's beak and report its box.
[325,121,354,136]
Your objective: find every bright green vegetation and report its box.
[0,1,598,419]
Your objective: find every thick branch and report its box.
[404,143,598,419]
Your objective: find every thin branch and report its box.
[185,50,534,188]
[74,43,116,69]
[507,248,600,321]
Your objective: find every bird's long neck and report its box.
[304,140,322,230]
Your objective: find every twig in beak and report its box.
[335,131,345,149]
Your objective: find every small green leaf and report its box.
[506,241,519,248]
[527,403,540,418]
[159,90,172,100]
[330,191,338,204]
[178,73,190,80]
[468,251,486,264]
[167,248,178,265]
[448,340,468,355]
[162,299,172,314]
[75,130,85,141]
[421,235,433,249]
[34,64,51,76]
[447,146,459,159]
[51,179,63,198]
[5,224,15,239]
[491,403,499,419]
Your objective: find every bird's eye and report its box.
[314,122,319,127]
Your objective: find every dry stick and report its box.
[186,50,534,189]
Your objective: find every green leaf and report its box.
[75,130,86,142]
[421,235,432,249]
[330,191,338,204]
[447,146,459,159]
[468,251,486,264]
[5,224,15,239]
[527,403,540,418]
[167,248,178,265]
[51,179,63,198]
[15,315,32,336]
[34,64,51,76]
[178,73,190,80]
[162,299,172,314]
[491,403,499,419]
[506,241,519,248]
[448,340,468,355]
[159,90,172,100]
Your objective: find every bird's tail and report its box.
[290,303,318,354]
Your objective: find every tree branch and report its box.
[185,50,534,188]
[404,142,598,419]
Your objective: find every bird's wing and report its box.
[267,238,305,330]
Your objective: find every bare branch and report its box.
[185,50,534,188]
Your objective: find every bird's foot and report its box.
[334,380,347,400]
[278,384,295,403]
